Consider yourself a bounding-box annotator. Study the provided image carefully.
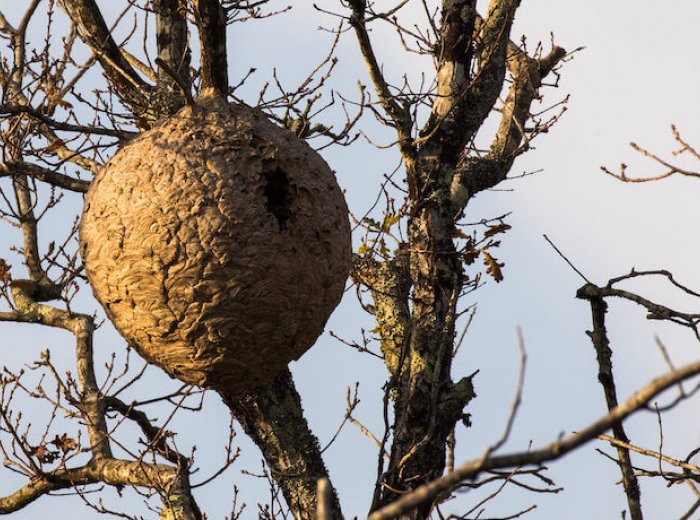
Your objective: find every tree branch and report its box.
[449,43,566,215]
[154,0,193,113]
[444,0,521,149]
[3,282,202,519]
[351,252,411,376]
[581,292,642,519]
[419,0,477,161]
[0,458,200,518]
[368,358,700,519]
[59,0,153,115]
[106,396,191,467]
[222,369,342,520]
[193,0,229,96]
[598,433,700,475]
[346,0,414,159]
[601,125,700,183]
[490,44,565,158]
[155,0,191,89]
[577,283,700,336]
[1,161,91,193]
[0,103,136,138]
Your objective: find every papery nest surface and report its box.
[80,93,351,394]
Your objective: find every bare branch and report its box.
[346,0,414,157]
[59,0,153,115]
[598,434,700,476]
[489,43,567,158]
[1,161,90,193]
[419,0,478,157]
[601,125,700,183]
[577,283,700,339]
[368,358,700,519]
[444,0,521,148]
[193,0,229,95]
[582,289,642,519]
[105,396,190,467]
[0,103,136,138]
[449,37,567,214]
[0,458,199,517]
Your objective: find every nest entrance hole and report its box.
[263,166,292,229]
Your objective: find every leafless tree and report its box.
[1,1,700,519]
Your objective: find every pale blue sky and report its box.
[1,1,700,518]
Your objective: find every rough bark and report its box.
[59,0,153,117]
[222,369,343,520]
[155,0,193,111]
[156,0,191,86]
[193,0,229,95]
[455,0,520,143]
[577,285,643,520]
[352,252,411,377]
[450,42,567,215]
[373,158,474,518]
[0,457,200,519]
[0,161,91,193]
[365,3,521,515]
[348,1,566,517]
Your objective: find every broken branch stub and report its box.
[80,92,351,394]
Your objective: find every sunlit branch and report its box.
[369,359,700,519]
[59,0,153,115]
[193,0,229,95]
[0,161,91,193]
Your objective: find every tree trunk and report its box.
[222,369,343,519]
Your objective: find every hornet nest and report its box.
[80,92,351,394]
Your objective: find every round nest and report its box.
[80,93,351,394]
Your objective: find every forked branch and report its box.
[368,358,700,519]
[59,0,153,115]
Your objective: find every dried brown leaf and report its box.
[51,433,78,454]
[31,444,58,463]
[53,98,73,109]
[45,139,65,152]
[0,258,10,283]
[462,249,480,265]
[483,223,512,238]
[481,250,504,283]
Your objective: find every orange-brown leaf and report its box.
[53,98,73,109]
[31,444,58,463]
[45,139,65,152]
[452,228,470,240]
[462,249,480,265]
[0,258,10,283]
[481,250,504,283]
[51,433,78,454]
[483,223,511,238]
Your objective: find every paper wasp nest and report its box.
[80,93,351,394]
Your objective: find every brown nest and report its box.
[80,93,351,394]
